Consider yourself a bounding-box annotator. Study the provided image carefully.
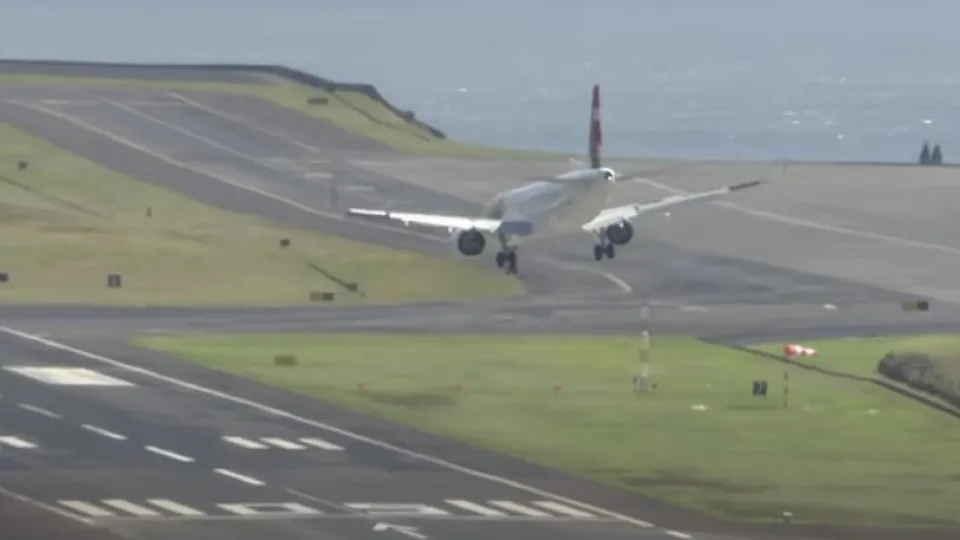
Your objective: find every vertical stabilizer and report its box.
[588,84,602,169]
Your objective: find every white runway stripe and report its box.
[59,500,114,517]
[299,437,344,451]
[222,436,268,449]
[530,501,597,518]
[146,499,204,516]
[144,446,193,462]
[17,403,61,418]
[101,499,160,517]
[261,437,306,450]
[0,436,37,449]
[487,500,551,516]
[665,531,693,539]
[444,499,506,516]
[214,468,265,486]
[81,424,126,440]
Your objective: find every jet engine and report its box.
[601,167,616,183]
[605,221,634,245]
[456,228,486,256]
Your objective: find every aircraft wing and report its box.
[345,208,503,232]
[581,179,765,232]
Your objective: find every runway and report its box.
[2,65,960,540]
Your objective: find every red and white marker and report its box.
[783,343,817,357]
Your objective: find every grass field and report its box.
[134,332,960,527]
[0,123,523,305]
[752,335,960,410]
[0,72,566,159]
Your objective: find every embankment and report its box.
[0,59,447,140]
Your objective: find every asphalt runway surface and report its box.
[1,66,960,540]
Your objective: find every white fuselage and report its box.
[483,168,614,245]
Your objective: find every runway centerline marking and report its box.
[214,468,265,486]
[17,403,61,419]
[0,294,658,532]
[81,424,126,440]
[144,445,193,462]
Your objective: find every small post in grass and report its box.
[783,369,790,409]
[635,300,652,393]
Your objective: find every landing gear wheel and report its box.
[495,251,518,274]
[605,243,615,259]
[593,244,604,261]
[505,251,518,275]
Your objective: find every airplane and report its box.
[345,84,767,275]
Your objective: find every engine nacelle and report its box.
[456,228,486,256]
[605,221,634,245]
[600,167,616,183]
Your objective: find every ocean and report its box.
[3,0,959,161]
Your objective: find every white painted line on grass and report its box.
[214,468,265,486]
[81,424,126,440]
[17,403,61,419]
[144,446,193,463]
[0,325,657,530]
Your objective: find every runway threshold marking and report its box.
[3,365,135,386]
[0,317,673,533]
[52,497,622,522]
[222,435,344,451]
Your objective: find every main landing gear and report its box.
[494,233,518,274]
[495,250,518,275]
[593,229,616,261]
[593,242,615,261]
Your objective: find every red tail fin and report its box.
[588,84,602,169]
